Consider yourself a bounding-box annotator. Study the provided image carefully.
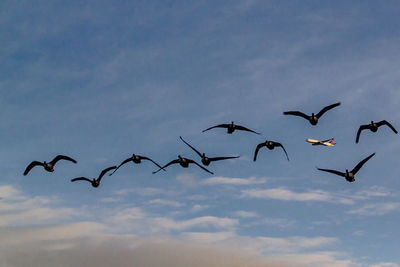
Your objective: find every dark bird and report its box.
[71,166,117,188]
[253,140,289,161]
[356,120,398,143]
[109,154,165,175]
[283,102,341,125]
[24,155,77,176]
[153,155,214,174]
[180,136,239,166]
[317,153,375,182]
[202,121,260,135]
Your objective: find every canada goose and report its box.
[202,121,260,134]
[356,120,398,143]
[180,136,239,166]
[317,153,375,182]
[253,140,289,161]
[71,166,117,188]
[109,154,165,175]
[24,155,77,176]
[283,102,341,125]
[153,155,213,174]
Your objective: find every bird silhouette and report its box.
[253,140,289,161]
[202,121,260,134]
[71,166,117,188]
[24,155,77,176]
[316,153,375,182]
[180,136,239,166]
[283,102,341,125]
[153,155,214,174]
[356,120,398,143]
[109,154,165,175]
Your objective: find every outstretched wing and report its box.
[356,125,370,143]
[316,102,341,119]
[253,143,265,162]
[187,159,214,174]
[202,124,229,132]
[152,159,179,174]
[283,111,309,120]
[351,153,375,175]
[209,156,240,162]
[71,177,92,183]
[317,168,345,177]
[23,161,44,176]
[376,120,398,134]
[179,136,203,157]
[109,158,132,176]
[274,142,289,161]
[140,156,166,171]
[98,166,117,182]
[235,125,261,135]
[50,155,77,165]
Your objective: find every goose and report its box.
[253,140,289,161]
[356,120,397,143]
[24,155,77,176]
[71,166,117,188]
[283,102,341,125]
[202,121,260,135]
[180,136,239,166]
[109,154,165,175]
[317,153,375,182]
[152,155,213,174]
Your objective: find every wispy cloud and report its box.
[149,198,184,208]
[234,210,259,218]
[347,202,400,216]
[203,176,267,185]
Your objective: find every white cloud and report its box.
[176,173,197,186]
[203,176,267,185]
[148,198,184,208]
[152,216,238,232]
[191,204,209,212]
[370,263,400,267]
[234,210,259,218]
[347,202,400,216]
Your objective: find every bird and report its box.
[283,102,341,125]
[180,136,239,166]
[109,154,165,175]
[152,155,214,174]
[24,155,77,176]
[316,153,375,182]
[71,166,117,188]
[253,140,289,161]
[356,120,398,143]
[202,121,260,134]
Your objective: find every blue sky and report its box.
[1,1,400,266]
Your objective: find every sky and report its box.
[1,1,400,266]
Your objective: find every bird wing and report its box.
[283,111,310,120]
[23,161,44,175]
[98,166,117,182]
[202,124,229,132]
[50,155,77,165]
[179,136,203,157]
[274,142,290,161]
[316,102,341,119]
[317,168,345,177]
[253,143,265,161]
[152,159,179,174]
[71,177,92,183]
[187,159,214,174]
[235,125,261,135]
[209,156,240,162]
[376,120,398,134]
[351,153,375,175]
[140,156,166,171]
[356,125,370,143]
[109,158,132,176]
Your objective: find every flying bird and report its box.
[71,166,117,188]
[180,136,239,166]
[253,140,289,161]
[356,120,398,143]
[316,153,375,182]
[283,102,341,125]
[24,155,77,176]
[202,121,260,135]
[109,154,165,175]
[153,155,214,174]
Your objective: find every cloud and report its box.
[191,204,209,212]
[347,202,400,216]
[148,198,184,208]
[202,176,267,185]
[234,210,259,218]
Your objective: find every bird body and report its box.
[356,120,398,143]
[71,166,117,188]
[283,102,341,126]
[202,121,260,135]
[24,155,77,176]
[153,155,213,174]
[253,140,289,161]
[109,154,165,175]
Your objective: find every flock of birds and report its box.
[23,102,398,187]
